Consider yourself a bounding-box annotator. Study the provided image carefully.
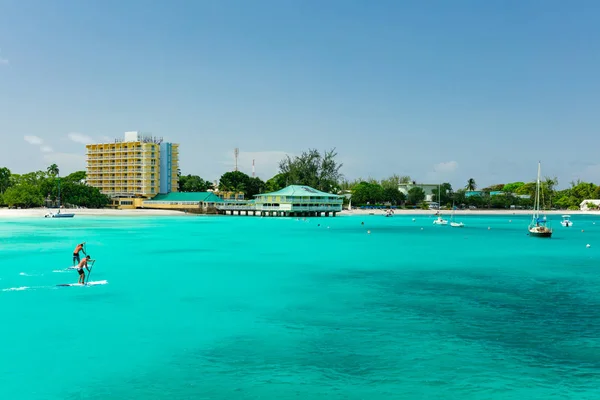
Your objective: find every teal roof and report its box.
[147,192,223,202]
[255,185,342,198]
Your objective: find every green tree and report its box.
[278,148,343,192]
[2,184,44,208]
[430,183,453,206]
[407,187,426,205]
[351,182,384,205]
[245,176,266,198]
[179,175,213,192]
[265,173,288,192]
[382,187,405,205]
[502,182,524,193]
[466,178,476,191]
[64,171,87,183]
[380,175,401,190]
[218,171,263,199]
[0,167,11,194]
[47,164,59,177]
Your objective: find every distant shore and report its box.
[0,207,597,219]
[339,209,598,216]
[0,208,185,218]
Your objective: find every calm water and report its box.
[1,213,599,399]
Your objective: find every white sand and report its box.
[339,209,598,216]
[0,208,185,218]
[0,207,597,219]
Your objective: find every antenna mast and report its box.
[252,159,255,177]
[234,148,239,172]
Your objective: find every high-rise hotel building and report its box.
[86,131,179,199]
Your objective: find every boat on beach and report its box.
[44,173,75,218]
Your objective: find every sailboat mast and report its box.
[535,162,541,218]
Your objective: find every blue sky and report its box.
[1,0,599,189]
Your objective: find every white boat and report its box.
[450,202,464,227]
[560,215,573,227]
[433,216,448,225]
[432,184,448,225]
[528,162,552,238]
[45,209,75,218]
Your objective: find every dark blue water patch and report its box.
[315,266,600,371]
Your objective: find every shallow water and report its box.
[1,214,599,399]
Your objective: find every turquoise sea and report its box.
[1,213,599,399]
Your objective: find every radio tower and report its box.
[252,159,255,177]
[234,148,239,171]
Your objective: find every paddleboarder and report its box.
[76,255,91,284]
[73,243,86,266]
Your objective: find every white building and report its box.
[398,182,440,202]
[580,199,600,211]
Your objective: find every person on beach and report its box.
[73,243,86,266]
[76,255,91,284]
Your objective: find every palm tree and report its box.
[47,164,59,177]
[466,178,476,191]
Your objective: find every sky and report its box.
[1,0,599,189]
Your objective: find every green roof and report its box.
[147,192,224,202]
[256,185,342,198]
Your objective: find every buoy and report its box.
[412,218,416,222]
[582,230,585,233]
[367,230,371,234]
[420,227,424,230]
[586,244,591,248]
[509,220,512,223]
[488,227,491,230]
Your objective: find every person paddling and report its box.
[76,255,91,284]
[73,243,86,266]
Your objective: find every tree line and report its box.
[4,150,599,211]
[179,150,600,210]
[0,165,110,208]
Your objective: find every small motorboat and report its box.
[560,215,573,227]
[45,210,75,218]
[433,216,448,225]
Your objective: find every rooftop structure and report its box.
[218,185,344,217]
[141,192,223,214]
[86,131,179,198]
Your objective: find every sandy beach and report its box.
[0,207,597,218]
[339,208,598,216]
[0,208,186,218]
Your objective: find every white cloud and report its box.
[67,132,93,144]
[41,145,54,153]
[433,161,459,173]
[221,150,292,179]
[24,135,44,145]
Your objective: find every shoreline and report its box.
[340,209,597,216]
[0,208,187,218]
[0,207,598,218]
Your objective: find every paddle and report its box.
[85,260,95,285]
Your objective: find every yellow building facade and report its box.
[86,131,179,200]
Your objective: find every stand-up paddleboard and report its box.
[56,280,108,287]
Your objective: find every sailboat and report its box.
[450,202,464,227]
[45,175,75,218]
[528,162,551,238]
[433,184,448,225]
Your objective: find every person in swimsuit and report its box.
[73,243,86,266]
[76,255,91,284]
